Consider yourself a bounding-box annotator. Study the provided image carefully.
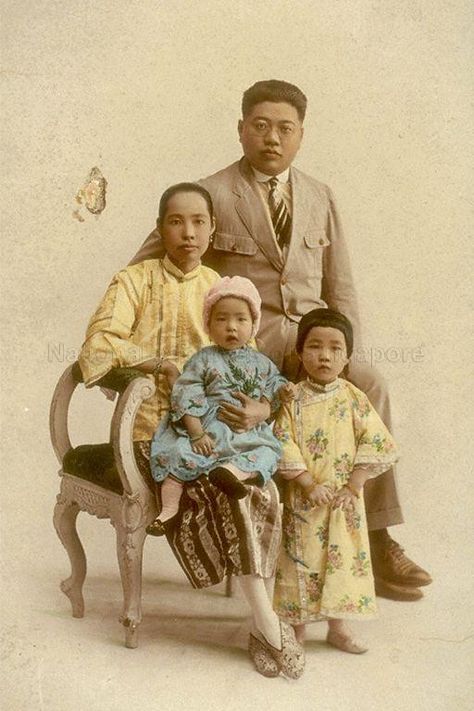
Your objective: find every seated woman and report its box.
[78,182,304,679]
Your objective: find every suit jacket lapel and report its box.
[286,166,314,263]
[233,158,284,271]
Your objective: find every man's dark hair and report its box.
[158,182,214,224]
[242,80,307,122]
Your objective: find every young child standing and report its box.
[147,276,294,536]
[273,308,398,653]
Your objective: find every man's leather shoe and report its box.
[374,578,423,601]
[370,533,432,588]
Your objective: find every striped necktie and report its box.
[268,177,291,249]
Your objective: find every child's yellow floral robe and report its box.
[273,378,398,622]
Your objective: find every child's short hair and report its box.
[242,80,307,122]
[296,308,354,357]
[158,182,214,224]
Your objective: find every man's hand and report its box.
[217,392,271,433]
[191,433,215,456]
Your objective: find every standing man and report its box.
[132,79,431,601]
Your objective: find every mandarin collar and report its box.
[162,254,201,281]
[303,377,341,395]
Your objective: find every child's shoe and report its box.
[326,629,368,654]
[209,467,248,499]
[145,518,168,536]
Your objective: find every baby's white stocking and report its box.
[159,477,183,522]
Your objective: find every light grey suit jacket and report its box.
[132,158,360,375]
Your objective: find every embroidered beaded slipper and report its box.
[145,518,167,536]
[256,621,305,679]
[248,634,279,678]
[145,514,178,537]
[326,630,368,654]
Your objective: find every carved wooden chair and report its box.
[50,362,158,649]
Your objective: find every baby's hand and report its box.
[306,484,334,507]
[191,432,215,456]
[279,382,297,404]
[332,485,358,512]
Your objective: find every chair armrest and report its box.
[50,364,81,463]
[50,363,156,496]
[109,376,156,495]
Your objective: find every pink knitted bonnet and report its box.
[203,276,262,338]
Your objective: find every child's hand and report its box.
[306,484,334,507]
[279,382,297,404]
[160,360,181,389]
[191,432,215,456]
[332,485,358,512]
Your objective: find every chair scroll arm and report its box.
[49,363,83,464]
[110,376,156,495]
[50,362,155,472]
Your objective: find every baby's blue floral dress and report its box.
[150,346,286,483]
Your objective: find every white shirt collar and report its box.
[252,166,290,184]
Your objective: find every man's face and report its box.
[238,101,304,175]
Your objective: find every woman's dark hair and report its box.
[158,182,214,224]
[242,80,307,122]
[296,308,354,357]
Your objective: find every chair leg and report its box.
[53,494,86,618]
[115,524,147,649]
[225,574,233,597]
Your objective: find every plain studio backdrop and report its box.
[1,2,473,710]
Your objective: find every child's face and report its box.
[209,297,254,350]
[160,191,215,273]
[300,326,349,384]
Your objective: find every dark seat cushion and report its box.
[63,444,123,495]
[71,362,146,394]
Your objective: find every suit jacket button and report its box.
[319,238,325,245]
[281,276,287,285]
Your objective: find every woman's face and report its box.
[300,326,349,384]
[160,191,215,273]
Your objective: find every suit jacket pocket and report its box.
[303,230,330,248]
[300,230,330,278]
[213,232,258,256]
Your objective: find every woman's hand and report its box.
[160,360,180,389]
[136,358,158,374]
[332,485,359,512]
[217,392,271,433]
[191,432,215,456]
[306,484,334,507]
